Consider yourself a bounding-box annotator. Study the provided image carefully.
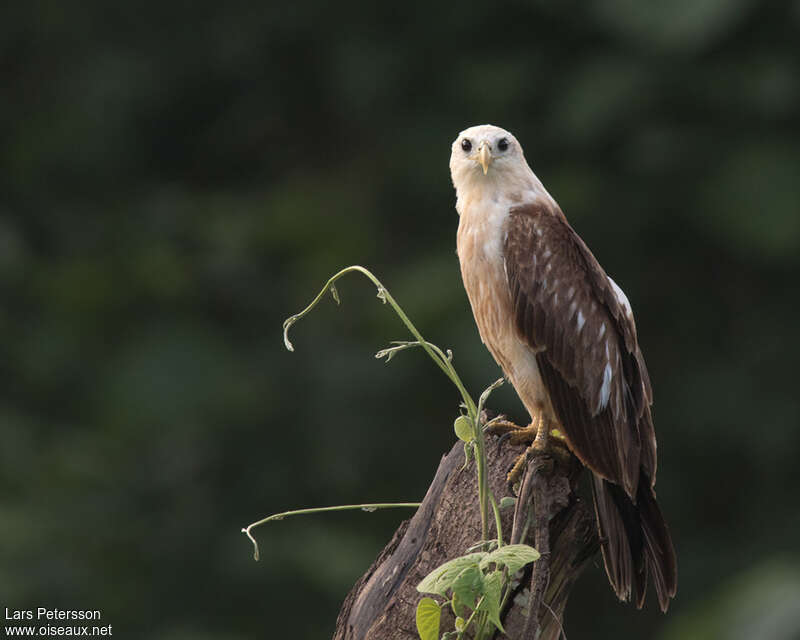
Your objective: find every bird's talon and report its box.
[495,431,513,454]
[484,418,523,436]
[505,450,529,486]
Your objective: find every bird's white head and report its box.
[449,124,545,207]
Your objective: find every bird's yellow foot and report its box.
[485,418,539,446]
[487,418,572,485]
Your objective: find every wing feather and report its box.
[503,201,675,610]
[503,202,656,495]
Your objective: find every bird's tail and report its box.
[590,471,677,611]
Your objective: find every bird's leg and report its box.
[486,412,572,485]
[504,415,572,486]
[506,416,546,485]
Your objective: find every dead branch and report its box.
[333,434,599,640]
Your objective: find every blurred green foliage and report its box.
[1,1,798,638]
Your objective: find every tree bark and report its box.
[333,434,600,640]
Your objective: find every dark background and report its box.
[2,1,799,638]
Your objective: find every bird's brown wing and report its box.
[504,201,676,612]
[503,201,656,497]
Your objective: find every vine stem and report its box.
[283,266,476,413]
[458,595,486,639]
[241,503,421,561]
[275,265,536,640]
[282,265,495,541]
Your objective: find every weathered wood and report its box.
[333,434,599,640]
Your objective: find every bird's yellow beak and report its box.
[476,142,492,175]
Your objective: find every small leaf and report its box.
[454,617,466,632]
[415,598,441,640]
[329,283,341,305]
[451,592,469,619]
[499,496,517,510]
[454,416,474,442]
[477,571,505,633]
[375,341,423,364]
[451,565,484,608]
[417,553,487,596]
[480,544,540,575]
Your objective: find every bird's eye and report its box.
[461,139,472,152]
[497,138,509,151]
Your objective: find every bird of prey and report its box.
[451,124,677,611]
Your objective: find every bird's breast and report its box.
[456,202,522,368]
[456,198,550,417]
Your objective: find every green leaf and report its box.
[477,571,505,633]
[415,597,441,640]
[417,553,487,597]
[499,496,516,510]
[454,616,466,632]
[453,415,474,442]
[480,544,540,575]
[451,592,469,619]
[451,565,484,608]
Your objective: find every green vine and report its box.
[242,503,421,561]
[243,265,539,639]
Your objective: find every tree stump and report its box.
[333,434,600,639]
